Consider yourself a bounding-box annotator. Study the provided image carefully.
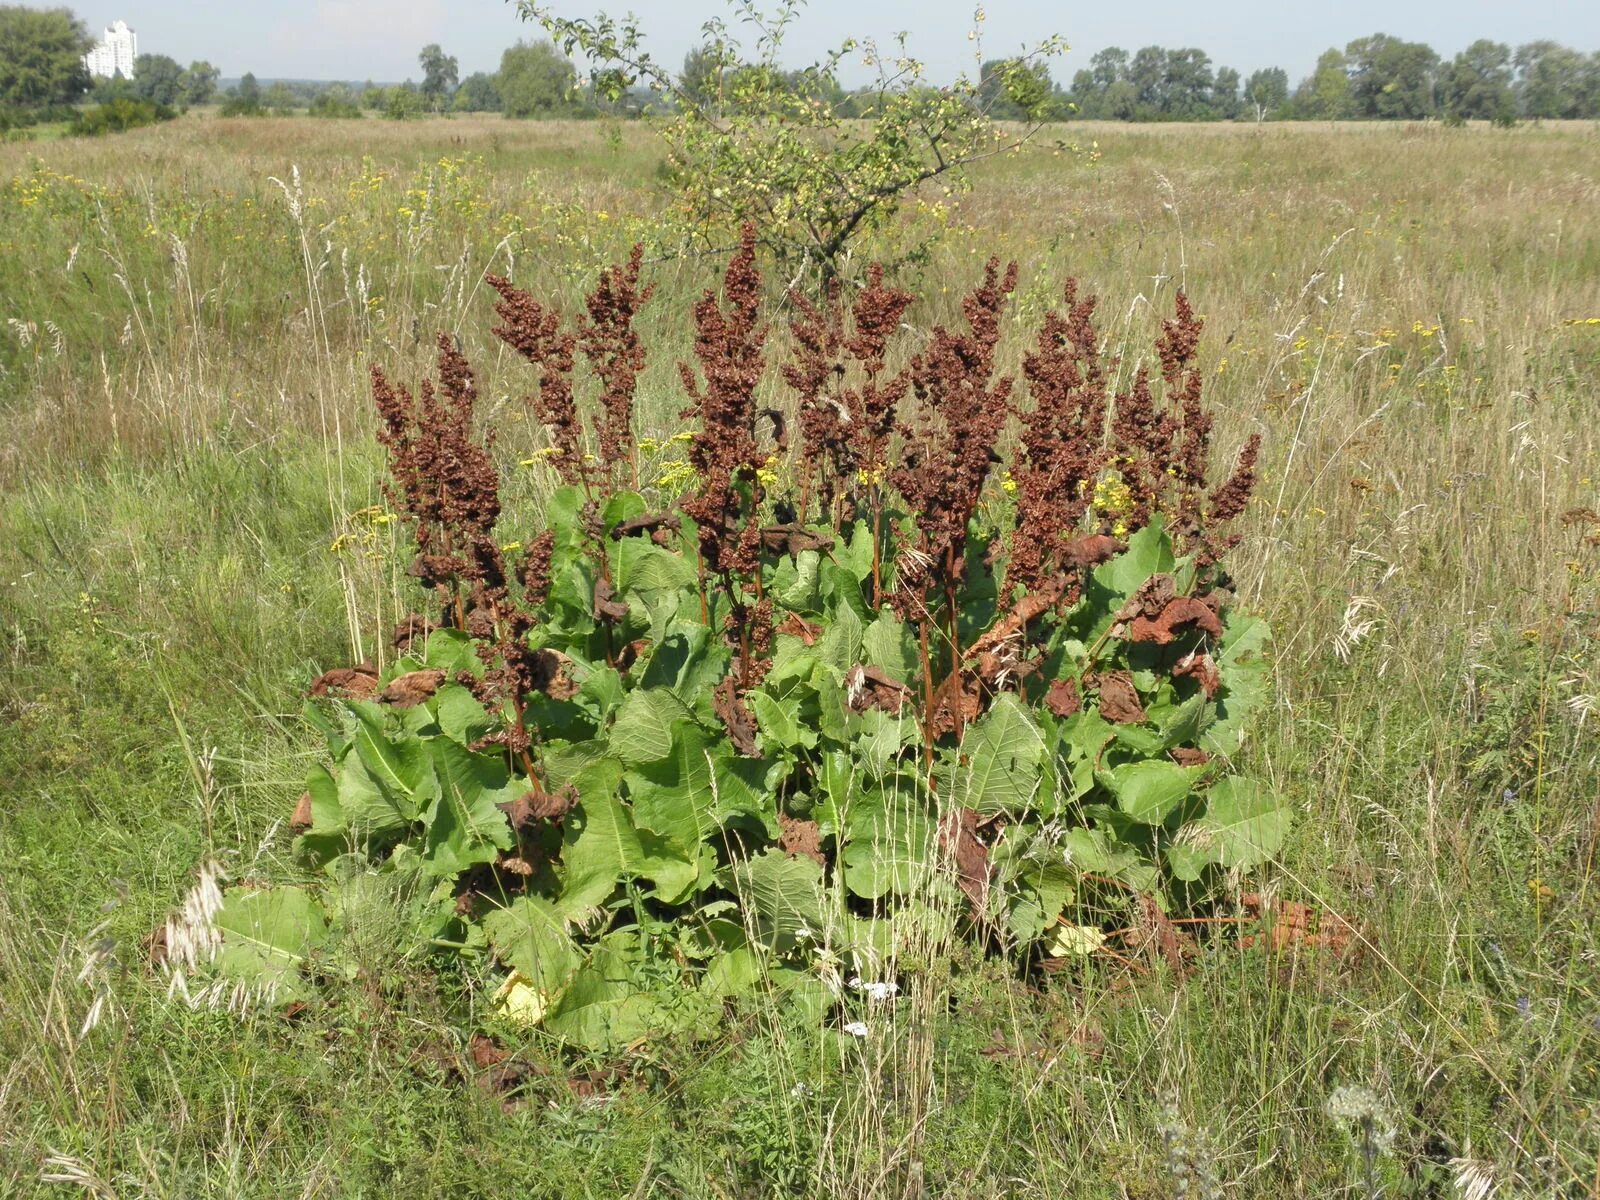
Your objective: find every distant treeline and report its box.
[207,34,1600,125]
[1053,37,1600,123]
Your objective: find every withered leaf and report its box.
[778,814,825,865]
[308,663,380,699]
[391,614,438,652]
[610,511,682,541]
[498,784,579,829]
[846,664,912,714]
[1128,597,1224,645]
[938,806,990,912]
[714,676,760,757]
[775,612,823,646]
[1238,893,1358,957]
[529,648,579,700]
[1094,671,1147,724]
[759,523,835,558]
[469,1033,509,1069]
[1173,651,1222,698]
[966,573,1072,662]
[928,669,982,738]
[593,577,629,623]
[1060,534,1124,569]
[1123,572,1177,620]
[1044,677,1081,718]
[1132,894,1193,971]
[379,668,447,707]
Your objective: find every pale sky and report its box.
[77,0,1600,84]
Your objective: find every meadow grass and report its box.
[1,113,1598,1197]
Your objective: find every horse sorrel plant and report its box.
[189,227,1282,1048]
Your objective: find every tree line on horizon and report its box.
[4,3,1600,130]
[233,33,1600,126]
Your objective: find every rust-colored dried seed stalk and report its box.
[486,273,587,489]
[578,244,656,492]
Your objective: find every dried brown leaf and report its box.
[380,668,446,707]
[1094,671,1146,724]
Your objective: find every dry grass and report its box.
[1,112,1598,1196]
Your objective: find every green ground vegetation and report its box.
[1,113,1598,1197]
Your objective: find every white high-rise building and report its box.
[84,21,138,80]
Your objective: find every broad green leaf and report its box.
[1061,827,1143,876]
[989,824,1074,940]
[1201,613,1273,757]
[820,560,870,621]
[772,549,823,610]
[483,896,581,993]
[1156,691,1210,747]
[615,536,697,597]
[416,629,478,673]
[641,623,727,702]
[816,597,864,676]
[733,849,826,951]
[1007,860,1074,942]
[348,703,436,812]
[435,683,494,747]
[950,693,1046,814]
[542,940,665,1049]
[560,759,701,906]
[1168,778,1291,880]
[602,489,647,530]
[767,637,820,687]
[558,759,634,913]
[701,946,766,998]
[841,795,934,899]
[305,765,340,822]
[545,484,590,552]
[850,708,919,782]
[336,752,416,846]
[608,687,696,765]
[625,721,719,849]
[816,666,850,743]
[751,691,818,751]
[214,885,328,1000]
[862,612,917,683]
[422,740,516,878]
[833,519,877,583]
[1097,759,1207,824]
[579,664,626,716]
[1095,516,1175,599]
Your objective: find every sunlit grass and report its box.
[1,112,1597,1196]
